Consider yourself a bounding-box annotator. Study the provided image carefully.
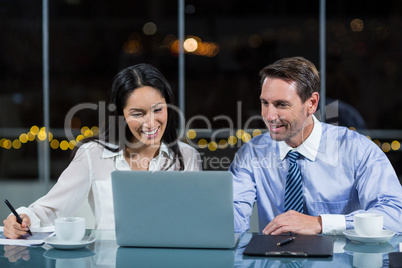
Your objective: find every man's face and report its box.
[260,77,317,147]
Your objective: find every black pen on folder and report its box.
[277,236,295,246]
[4,199,32,236]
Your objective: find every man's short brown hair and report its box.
[259,57,320,103]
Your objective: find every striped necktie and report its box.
[284,151,304,213]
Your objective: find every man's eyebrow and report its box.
[274,99,290,103]
[273,100,291,105]
[259,98,290,104]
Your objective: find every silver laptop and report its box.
[111,170,237,249]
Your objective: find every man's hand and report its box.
[2,214,31,239]
[3,245,30,263]
[262,210,322,235]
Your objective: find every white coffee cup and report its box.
[55,217,86,243]
[354,213,383,237]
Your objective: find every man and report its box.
[230,57,402,235]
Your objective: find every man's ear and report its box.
[307,92,319,115]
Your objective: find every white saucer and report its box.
[44,236,96,250]
[343,229,395,244]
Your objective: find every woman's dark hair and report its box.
[73,63,184,170]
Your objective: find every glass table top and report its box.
[0,230,401,267]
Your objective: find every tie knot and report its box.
[287,151,300,164]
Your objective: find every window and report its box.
[1,0,401,180]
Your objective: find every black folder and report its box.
[243,234,334,257]
[389,252,402,268]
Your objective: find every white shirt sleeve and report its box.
[15,206,40,227]
[17,144,93,227]
[320,214,346,235]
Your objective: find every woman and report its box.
[3,64,202,238]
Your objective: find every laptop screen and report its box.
[111,170,236,249]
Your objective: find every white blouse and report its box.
[16,141,202,229]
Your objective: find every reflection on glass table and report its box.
[43,248,95,268]
[0,230,401,268]
[117,247,234,268]
[344,242,395,268]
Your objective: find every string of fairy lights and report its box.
[0,126,99,151]
[0,126,401,153]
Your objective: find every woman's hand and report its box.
[2,214,31,239]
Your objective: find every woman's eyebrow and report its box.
[128,107,143,112]
[128,102,164,111]
[151,102,164,109]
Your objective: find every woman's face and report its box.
[123,86,167,148]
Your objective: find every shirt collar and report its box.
[279,115,322,161]
[159,143,174,158]
[101,142,120,158]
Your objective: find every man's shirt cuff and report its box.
[320,214,346,235]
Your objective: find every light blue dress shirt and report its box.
[230,116,402,234]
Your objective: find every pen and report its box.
[277,236,295,246]
[4,199,32,236]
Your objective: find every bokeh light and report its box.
[48,132,53,141]
[123,40,141,55]
[12,140,21,149]
[218,139,228,149]
[242,133,252,143]
[381,142,391,153]
[50,139,60,149]
[208,142,218,151]
[91,126,99,136]
[391,140,400,151]
[248,34,263,48]
[2,139,12,149]
[351,19,364,32]
[69,140,77,150]
[84,129,93,138]
[30,126,39,135]
[60,140,69,151]
[76,135,85,142]
[37,130,47,141]
[252,129,262,137]
[143,22,157,35]
[187,129,196,139]
[19,133,28,143]
[27,132,35,141]
[198,139,208,149]
[169,36,219,57]
[228,136,237,146]
[184,37,198,52]
[81,126,90,135]
[236,129,244,139]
